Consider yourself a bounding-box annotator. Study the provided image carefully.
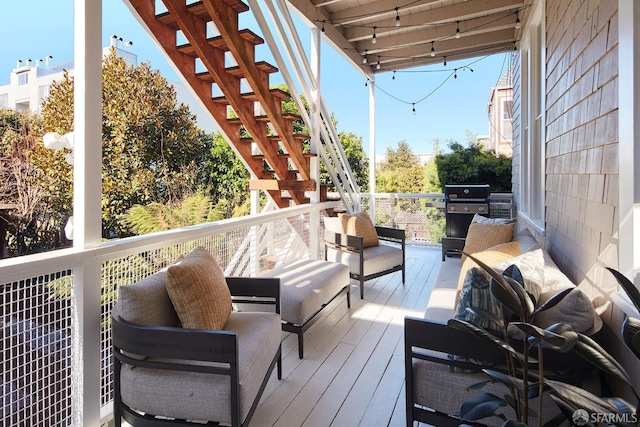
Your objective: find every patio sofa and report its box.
[111,247,282,427]
[404,218,604,426]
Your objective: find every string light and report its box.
[377,56,381,70]
[443,56,447,67]
[395,7,401,27]
[372,26,377,44]
[322,20,326,33]
[515,12,521,29]
[363,50,368,64]
[430,41,435,57]
[455,21,461,39]
[363,49,512,113]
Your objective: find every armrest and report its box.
[404,316,504,367]
[226,276,280,314]
[112,309,237,370]
[404,316,597,374]
[375,226,406,244]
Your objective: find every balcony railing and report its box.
[0,193,513,425]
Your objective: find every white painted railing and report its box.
[0,202,337,426]
[0,193,513,425]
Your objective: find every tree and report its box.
[202,132,249,218]
[434,141,512,192]
[124,192,223,235]
[0,108,68,255]
[40,49,210,237]
[376,141,424,193]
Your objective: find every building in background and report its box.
[0,39,218,133]
[487,69,513,157]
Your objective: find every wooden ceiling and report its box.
[287,0,529,75]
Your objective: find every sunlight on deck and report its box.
[351,302,425,326]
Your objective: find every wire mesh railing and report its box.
[0,194,513,425]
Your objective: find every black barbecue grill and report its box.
[441,184,490,260]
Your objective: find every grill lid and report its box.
[444,184,490,200]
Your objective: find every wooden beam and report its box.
[249,179,316,191]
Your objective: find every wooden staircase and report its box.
[127,0,316,208]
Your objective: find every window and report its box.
[17,72,28,85]
[519,0,545,231]
[0,94,7,108]
[502,99,513,120]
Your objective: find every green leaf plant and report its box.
[449,253,639,427]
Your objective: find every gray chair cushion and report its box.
[326,243,402,277]
[262,260,349,325]
[120,311,281,425]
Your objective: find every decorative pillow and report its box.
[534,288,600,334]
[117,269,180,327]
[454,263,541,332]
[462,221,515,263]
[166,247,232,330]
[493,249,544,305]
[324,216,344,234]
[454,267,504,332]
[456,241,521,305]
[471,213,517,225]
[339,212,379,247]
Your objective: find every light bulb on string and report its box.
[454,69,458,79]
[363,50,368,64]
[455,21,461,39]
[412,103,416,115]
[376,56,381,70]
[392,71,396,80]
[322,20,326,33]
[443,56,447,67]
[430,41,435,57]
[515,12,521,29]
[372,26,377,44]
[395,7,401,27]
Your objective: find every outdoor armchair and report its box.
[324,213,406,299]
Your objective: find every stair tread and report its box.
[249,179,316,191]
[240,134,309,142]
[227,113,302,124]
[212,88,290,105]
[156,0,249,29]
[196,61,278,82]
[177,30,264,56]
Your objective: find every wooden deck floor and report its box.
[252,245,442,427]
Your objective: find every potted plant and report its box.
[449,253,639,426]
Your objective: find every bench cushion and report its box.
[263,260,349,325]
[326,244,402,278]
[120,311,281,425]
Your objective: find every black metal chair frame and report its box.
[404,316,599,427]
[112,277,282,427]
[324,226,406,299]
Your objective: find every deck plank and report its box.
[253,245,441,427]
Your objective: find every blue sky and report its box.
[0,1,510,156]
